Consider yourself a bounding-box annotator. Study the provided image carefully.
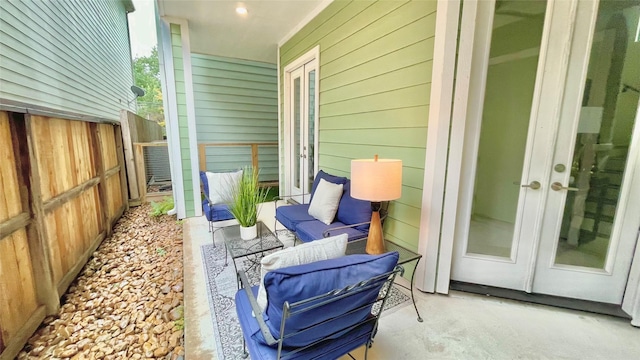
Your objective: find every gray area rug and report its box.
[201,230,410,360]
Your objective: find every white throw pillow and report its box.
[307,178,344,225]
[206,170,242,204]
[256,233,348,311]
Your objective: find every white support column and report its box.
[416,0,461,293]
[156,15,186,218]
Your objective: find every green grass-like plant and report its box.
[150,197,174,217]
[228,167,270,227]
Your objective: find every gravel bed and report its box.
[18,204,184,360]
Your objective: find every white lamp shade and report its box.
[351,159,402,201]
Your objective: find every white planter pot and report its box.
[240,224,257,240]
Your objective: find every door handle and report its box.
[550,182,578,191]
[519,181,541,190]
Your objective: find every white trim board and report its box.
[282,45,320,199]
[416,0,461,293]
[277,47,283,193]
[174,18,203,218]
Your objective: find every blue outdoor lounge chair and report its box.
[235,251,402,360]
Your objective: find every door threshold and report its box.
[450,281,631,319]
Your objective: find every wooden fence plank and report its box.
[0,112,21,222]
[92,124,110,237]
[0,229,38,347]
[119,111,140,200]
[198,144,206,171]
[113,125,129,212]
[135,143,147,203]
[24,114,59,314]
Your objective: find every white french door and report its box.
[284,47,319,203]
[450,0,640,304]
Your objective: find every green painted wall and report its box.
[170,23,195,217]
[191,54,278,182]
[280,0,437,251]
[0,0,134,120]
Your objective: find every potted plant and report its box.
[228,166,270,240]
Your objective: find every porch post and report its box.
[416,0,461,293]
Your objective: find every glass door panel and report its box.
[553,0,639,270]
[286,55,318,203]
[293,76,302,190]
[466,0,546,258]
[306,69,316,193]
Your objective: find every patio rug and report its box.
[201,230,410,360]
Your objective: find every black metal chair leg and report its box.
[242,337,248,358]
[411,259,423,322]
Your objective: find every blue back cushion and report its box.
[199,171,209,195]
[310,170,348,202]
[259,252,399,348]
[336,181,372,231]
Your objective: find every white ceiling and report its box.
[157,0,326,64]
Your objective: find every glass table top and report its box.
[221,221,284,260]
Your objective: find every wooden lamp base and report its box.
[365,203,386,255]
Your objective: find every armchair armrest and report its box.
[273,193,312,214]
[237,271,278,346]
[273,193,311,205]
[322,210,388,238]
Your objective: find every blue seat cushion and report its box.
[336,180,372,231]
[295,220,367,243]
[310,170,348,202]
[235,286,375,360]
[257,252,400,348]
[275,204,314,231]
[202,199,234,222]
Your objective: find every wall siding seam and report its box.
[191,53,277,69]
[1,1,133,118]
[320,17,436,70]
[0,23,128,102]
[46,1,132,86]
[319,83,431,107]
[320,40,434,84]
[0,56,125,114]
[311,0,410,56]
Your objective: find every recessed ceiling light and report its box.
[236,7,248,15]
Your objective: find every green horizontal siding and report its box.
[192,53,278,181]
[0,0,134,120]
[280,0,437,251]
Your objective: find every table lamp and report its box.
[351,155,402,254]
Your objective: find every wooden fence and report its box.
[0,111,127,359]
[132,142,279,204]
[198,142,279,186]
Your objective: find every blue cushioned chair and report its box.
[235,252,402,360]
[200,171,235,234]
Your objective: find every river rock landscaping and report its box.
[17,204,184,360]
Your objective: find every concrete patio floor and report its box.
[183,202,639,360]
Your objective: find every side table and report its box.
[346,238,423,322]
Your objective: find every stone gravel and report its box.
[18,204,184,360]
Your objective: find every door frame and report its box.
[282,46,320,201]
[419,0,640,322]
